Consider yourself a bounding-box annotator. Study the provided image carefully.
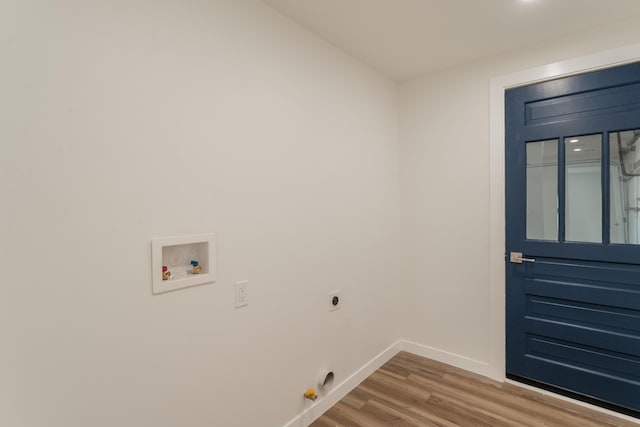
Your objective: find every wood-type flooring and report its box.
[309,351,639,427]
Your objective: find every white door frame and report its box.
[488,43,640,382]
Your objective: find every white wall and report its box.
[6,1,640,425]
[400,17,640,369]
[0,1,401,426]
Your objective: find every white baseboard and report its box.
[399,339,491,377]
[283,339,639,427]
[281,339,490,427]
[282,340,403,427]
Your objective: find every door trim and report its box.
[488,43,640,386]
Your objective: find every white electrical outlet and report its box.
[329,289,341,311]
[235,280,248,308]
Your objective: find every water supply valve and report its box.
[303,389,318,401]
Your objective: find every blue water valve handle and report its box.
[190,260,199,267]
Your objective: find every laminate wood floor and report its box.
[310,351,639,427]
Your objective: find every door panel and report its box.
[525,81,640,126]
[523,356,640,412]
[506,61,640,415]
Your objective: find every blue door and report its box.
[506,61,640,415]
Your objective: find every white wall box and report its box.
[151,234,216,295]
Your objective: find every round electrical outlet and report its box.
[328,290,341,311]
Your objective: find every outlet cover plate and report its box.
[235,280,249,308]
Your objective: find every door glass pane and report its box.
[565,135,602,243]
[527,139,558,240]
[610,130,640,244]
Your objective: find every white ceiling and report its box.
[262,0,640,81]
